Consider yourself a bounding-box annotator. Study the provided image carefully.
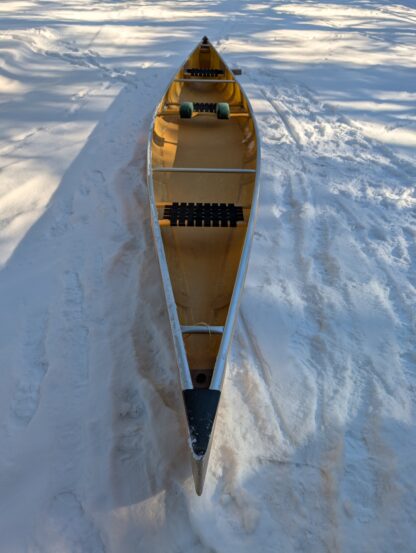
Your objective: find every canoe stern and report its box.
[183,388,221,495]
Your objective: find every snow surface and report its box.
[0,1,415,551]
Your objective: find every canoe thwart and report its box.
[157,111,250,118]
[164,102,244,108]
[153,167,255,174]
[181,325,224,334]
[157,202,251,208]
[174,78,236,84]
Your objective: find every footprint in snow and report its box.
[8,311,49,428]
[32,492,105,553]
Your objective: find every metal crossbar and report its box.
[156,112,250,118]
[164,102,244,107]
[174,78,235,84]
[181,325,224,334]
[153,167,255,174]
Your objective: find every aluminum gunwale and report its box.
[209,46,261,391]
[147,45,199,391]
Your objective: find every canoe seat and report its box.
[162,202,244,227]
[178,102,230,119]
[194,102,217,113]
[183,102,228,114]
[185,69,224,77]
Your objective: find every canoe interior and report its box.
[151,41,257,388]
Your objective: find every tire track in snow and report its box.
[238,73,414,549]
[282,169,334,431]
[333,196,415,359]
[250,76,347,435]
[313,215,341,289]
[238,311,292,446]
[261,89,303,148]
[363,384,400,515]
[257,73,414,414]
[402,225,416,290]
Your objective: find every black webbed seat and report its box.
[185,68,225,78]
[163,203,244,227]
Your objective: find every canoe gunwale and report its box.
[147,38,261,393]
[209,60,261,390]
[147,125,193,391]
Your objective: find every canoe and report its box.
[147,36,260,495]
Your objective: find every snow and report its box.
[0,0,415,551]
